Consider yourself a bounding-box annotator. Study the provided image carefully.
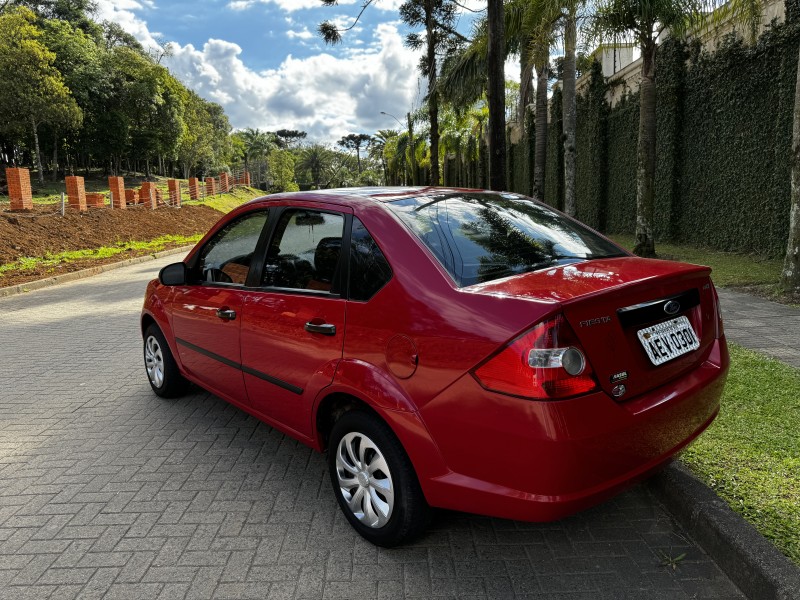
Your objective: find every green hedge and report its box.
[675,24,797,256]
[604,92,639,234]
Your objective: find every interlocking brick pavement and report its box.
[716,288,800,369]
[0,256,745,599]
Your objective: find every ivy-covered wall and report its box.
[604,95,638,234]
[575,61,609,231]
[675,24,798,255]
[544,87,564,211]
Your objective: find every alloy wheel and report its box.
[335,431,395,528]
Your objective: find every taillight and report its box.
[711,282,724,338]
[472,314,599,400]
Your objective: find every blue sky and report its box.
[95,0,486,144]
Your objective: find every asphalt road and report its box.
[0,255,745,599]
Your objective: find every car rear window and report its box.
[387,192,626,287]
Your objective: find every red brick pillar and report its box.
[140,182,157,209]
[108,176,126,210]
[244,171,251,187]
[167,179,180,206]
[65,176,87,212]
[5,168,33,211]
[125,189,139,205]
[220,172,230,193]
[188,177,200,200]
[205,177,216,196]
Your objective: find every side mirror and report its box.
[159,262,188,286]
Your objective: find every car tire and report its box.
[328,410,430,547]
[143,324,189,398]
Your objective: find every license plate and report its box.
[637,316,699,366]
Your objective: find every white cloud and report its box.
[165,23,421,142]
[226,0,403,12]
[286,27,315,40]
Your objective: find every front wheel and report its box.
[328,410,430,546]
[143,324,189,398]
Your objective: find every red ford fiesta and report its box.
[141,187,728,546]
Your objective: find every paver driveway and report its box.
[0,255,744,599]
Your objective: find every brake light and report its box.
[472,315,599,400]
[711,282,724,338]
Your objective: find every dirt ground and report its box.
[0,204,225,289]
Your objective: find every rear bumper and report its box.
[417,337,729,521]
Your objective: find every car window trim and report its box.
[252,205,352,298]
[186,208,274,289]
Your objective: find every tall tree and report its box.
[239,128,276,185]
[561,2,579,216]
[506,0,559,199]
[0,7,82,182]
[274,129,307,148]
[486,0,506,191]
[337,133,372,174]
[319,0,465,186]
[298,144,331,189]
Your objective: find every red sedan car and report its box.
[141,187,728,546]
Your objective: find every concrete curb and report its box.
[0,246,194,298]
[649,462,800,600]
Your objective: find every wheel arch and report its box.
[313,385,450,494]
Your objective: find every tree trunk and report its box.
[534,61,549,201]
[519,33,534,126]
[31,116,44,184]
[633,40,657,258]
[408,113,417,186]
[562,10,577,217]
[426,0,440,186]
[487,0,507,191]
[781,43,800,294]
[52,130,59,181]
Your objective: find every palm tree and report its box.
[370,129,398,185]
[506,0,560,200]
[319,0,466,187]
[298,144,330,189]
[240,128,275,187]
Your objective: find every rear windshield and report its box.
[387,192,626,287]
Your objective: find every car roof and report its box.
[244,186,487,210]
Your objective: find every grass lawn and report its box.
[608,235,799,564]
[608,234,783,288]
[682,344,800,565]
[0,235,202,277]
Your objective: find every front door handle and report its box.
[216,308,237,321]
[304,322,336,336]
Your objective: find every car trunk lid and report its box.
[467,257,718,400]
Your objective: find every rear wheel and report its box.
[144,324,189,398]
[328,410,430,546]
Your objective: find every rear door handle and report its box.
[216,308,237,321]
[304,322,336,336]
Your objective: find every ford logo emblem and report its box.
[664,300,681,315]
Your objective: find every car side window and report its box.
[349,217,392,302]
[262,209,344,293]
[196,211,268,285]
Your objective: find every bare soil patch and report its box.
[0,204,224,289]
